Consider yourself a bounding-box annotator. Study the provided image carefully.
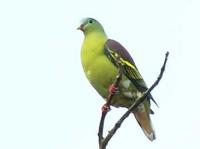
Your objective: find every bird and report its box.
[78,18,157,141]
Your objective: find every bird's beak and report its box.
[77,26,81,30]
[77,24,84,31]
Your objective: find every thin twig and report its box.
[99,52,169,149]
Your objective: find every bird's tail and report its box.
[133,106,156,141]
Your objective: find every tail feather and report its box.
[133,105,156,141]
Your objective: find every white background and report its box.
[0,0,200,149]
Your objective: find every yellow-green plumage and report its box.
[81,29,117,98]
[79,18,156,141]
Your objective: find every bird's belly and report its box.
[84,55,118,98]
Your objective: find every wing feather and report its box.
[104,39,146,90]
[104,39,158,107]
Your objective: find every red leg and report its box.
[108,84,118,95]
[101,84,118,113]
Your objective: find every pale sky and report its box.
[0,0,200,149]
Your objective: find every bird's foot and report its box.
[101,103,111,113]
[108,84,118,95]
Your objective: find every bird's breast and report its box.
[81,43,118,97]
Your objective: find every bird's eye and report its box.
[89,20,93,24]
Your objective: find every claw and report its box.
[108,84,118,95]
[101,103,111,113]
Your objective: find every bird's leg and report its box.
[101,72,121,113]
[108,84,118,95]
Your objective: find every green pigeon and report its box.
[78,18,157,141]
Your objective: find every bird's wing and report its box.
[104,39,147,91]
[104,39,158,107]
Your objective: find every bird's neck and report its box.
[84,30,107,41]
[83,31,108,53]
[81,31,108,71]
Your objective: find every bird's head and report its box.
[77,18,105,35]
